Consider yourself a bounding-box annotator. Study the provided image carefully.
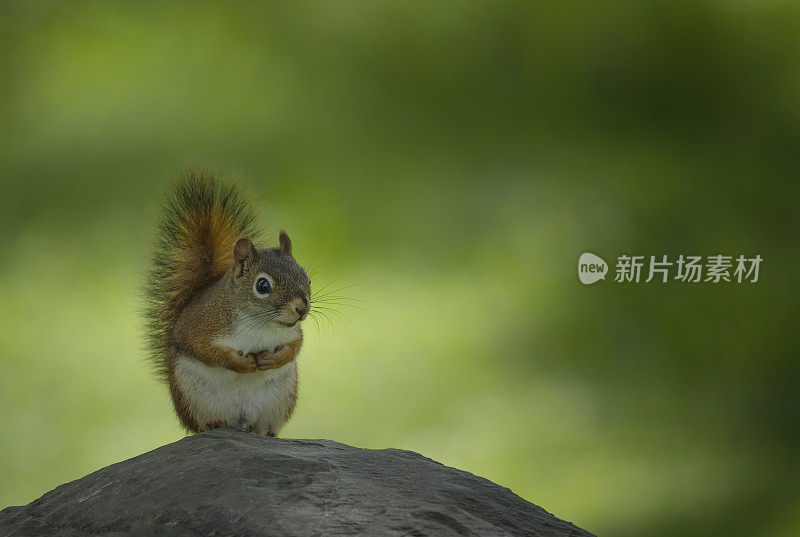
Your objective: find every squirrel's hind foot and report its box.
[239,424,275,437]
[198,418,228,432]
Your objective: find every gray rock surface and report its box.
[0,428,595,536]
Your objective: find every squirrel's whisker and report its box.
[309,309,336,334]
[312,294,370,303]
[311,300,369,311]
[310,275,342,294]
[309,305,349,332]
[312,281,366,297]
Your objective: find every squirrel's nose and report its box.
[295,304,307,318]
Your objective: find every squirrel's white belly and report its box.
[174,355,297,435]
[175,322,301,435]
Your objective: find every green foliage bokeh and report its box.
[1,2,799,536]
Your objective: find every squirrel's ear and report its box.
[278,230,292,254]
[233,237,258,276]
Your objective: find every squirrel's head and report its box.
[230,231,310,328]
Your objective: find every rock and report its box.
[0,428,595,536]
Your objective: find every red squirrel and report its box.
[144,167,309,436]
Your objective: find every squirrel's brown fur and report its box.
[144,167,259,381]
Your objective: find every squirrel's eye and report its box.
[254,277,272,295]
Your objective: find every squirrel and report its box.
[144,167,310,437]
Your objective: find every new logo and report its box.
[578,253,608,285]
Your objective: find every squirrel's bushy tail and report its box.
[144,167,259,379]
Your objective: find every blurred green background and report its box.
[1,1,799,535]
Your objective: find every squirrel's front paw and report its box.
[255,345,293,370]
[226,349,258,373]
